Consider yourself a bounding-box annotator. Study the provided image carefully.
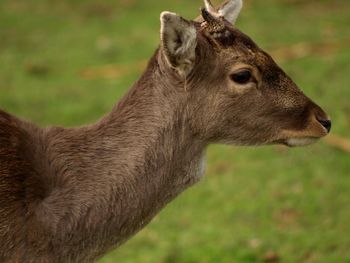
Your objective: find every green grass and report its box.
[1,0,350,262]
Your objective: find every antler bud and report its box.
[204,0,216,14]
[200,7,225,33]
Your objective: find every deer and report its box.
[0,0,331,262]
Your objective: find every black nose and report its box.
[317,118,332,133]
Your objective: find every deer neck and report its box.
[95,54,206,245]
[103,52,206,192]
[43,52,207,253]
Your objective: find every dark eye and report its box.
[230,70,252,84]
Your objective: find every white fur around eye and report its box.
[229,81,256,95]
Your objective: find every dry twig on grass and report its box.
[79,61,147,80]
[324,134,350,153]
[270,37,350,62]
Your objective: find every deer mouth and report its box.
[283,137,320,147]
[278,122,329,147]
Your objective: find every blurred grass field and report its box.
[1,0,350,262]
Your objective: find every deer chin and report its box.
[284,137,320,147]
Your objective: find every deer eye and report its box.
[230,70,252,84]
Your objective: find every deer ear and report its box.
[160,12,197,77]
[218,0,243,24]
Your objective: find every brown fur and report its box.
[0,3,329,263]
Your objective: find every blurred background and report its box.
[0,0,349,262]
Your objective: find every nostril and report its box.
[317,118,332,133]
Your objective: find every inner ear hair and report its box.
[218,0,243,24]
[160,12,197,77]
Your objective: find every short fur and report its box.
[0,1,330,262]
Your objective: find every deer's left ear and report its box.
[160,12,197,77]
[218,0,243,24]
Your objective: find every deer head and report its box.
[159,0,331,147]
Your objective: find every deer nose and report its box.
[317,117,332,133]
